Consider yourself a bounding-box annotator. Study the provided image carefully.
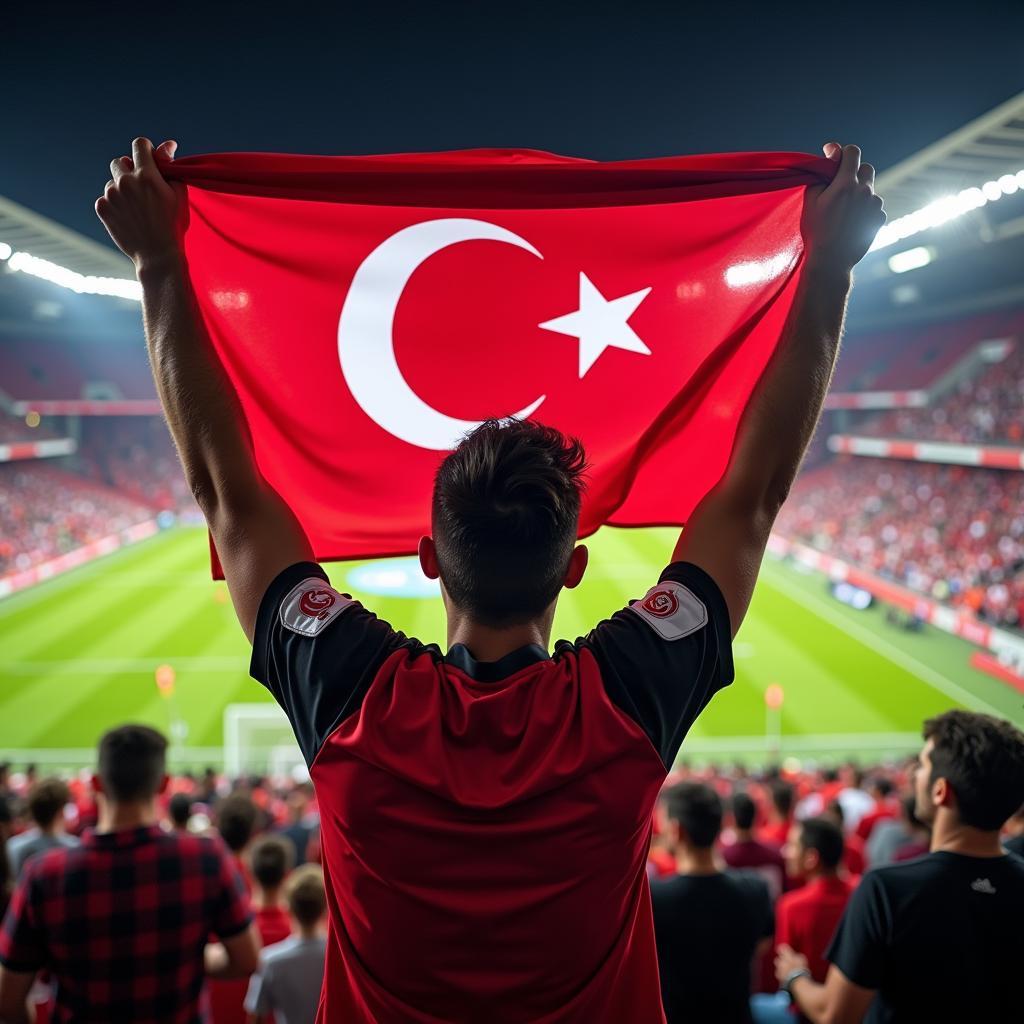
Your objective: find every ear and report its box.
[91,774,104,796]
[158,774,170,796]
[563,544,589,590]
[934,777,954,809]
[418,535,439,580]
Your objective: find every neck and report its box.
[39,822,62,837]
[675,847,719,876]
[96,799,157,833]
[734,828,754,842]
[256,887,282,910]
[445,609,552,662]
[930,813,1005,858]
[298,923,321,940]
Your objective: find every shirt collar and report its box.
[444,643,550,682]
[83,824,164,848]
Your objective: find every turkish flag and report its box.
[162,149,833,573]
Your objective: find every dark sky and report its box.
[5,1,1023,247]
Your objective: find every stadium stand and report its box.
[0,463,156,575]
[777,459,1024,629]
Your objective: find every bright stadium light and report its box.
[6,250,141,300]
[887,246,933,274]
[870,166,1024,253]
[0,242,11,260]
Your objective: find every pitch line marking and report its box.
[762,567,1005,718]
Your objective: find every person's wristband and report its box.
[782,967,812,998]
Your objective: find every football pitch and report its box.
[1,526,1020,767]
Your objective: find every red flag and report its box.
[163,149,832,573]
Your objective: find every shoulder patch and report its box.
[628,581,707,641]
[279,578,354,637]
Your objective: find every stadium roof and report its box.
[876,90,1024,220]
[0,193,131,280]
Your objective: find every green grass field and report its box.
[1,526,1021,768]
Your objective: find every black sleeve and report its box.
[567,561,734,769]
[825,871,890,990]
[249,561,415,764]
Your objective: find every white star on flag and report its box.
[539,273,653,378]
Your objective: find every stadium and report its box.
[1,16,1023,1022]
[4,96,1024,770]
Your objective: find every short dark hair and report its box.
[217,794,257,853]
[251,835,294,889]
[28,778,70,828]
[432,419,587,627]
[731,791,756,831]
[923,710,1024,830]
[286,865,326,927]
[799,817,844,870]
[168,793,192,828]
[871,776,894,797]
[662,782,722,849]
[97,725,167,802]
[770,781,794,817]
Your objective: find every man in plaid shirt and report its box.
[0,725,259,1023]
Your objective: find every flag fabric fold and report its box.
[161,149,834,574]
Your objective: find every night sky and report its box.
[4,0,1023,247]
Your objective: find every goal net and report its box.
[223,703,305,778]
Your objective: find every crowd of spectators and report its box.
[77,418,195,516]
[1,718,1022,1024]
[0,464,156,576]
[858,341,1024,445]
[776,459,1024,630]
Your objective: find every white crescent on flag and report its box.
[337,218,547,451]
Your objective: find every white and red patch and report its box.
[280,578,353,636]
[629,581,707,641]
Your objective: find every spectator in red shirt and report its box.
[778,818,855,982]
[758,781,795,849]
[217,794,258,897]
[854,776,898,842]
[211,835,295,1024]
[723,791,787,900]
[250,836,294,948]
[0,725,258,1024]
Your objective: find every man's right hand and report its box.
[801,143,886,273]
[95,137,185,273]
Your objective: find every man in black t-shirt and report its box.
[651,783,774,1024]
[776,710,1024,1024]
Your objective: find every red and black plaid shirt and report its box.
[0,824,251,1023]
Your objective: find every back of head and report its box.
[217,793,258,853]
[731,791,757,832]
[251,834,294,890]
[432,419,587,628]
[168,793,192,828]
[28,777,70,829]
[663,782,723,849]
[872,776,894,798]
[799,817,844,871]
[923,710,1024,830]
[286,864,327,928]
[770,780,794,817]
[97,725,167,803]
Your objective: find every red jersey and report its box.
[776,875,856,983]
[251,560,733,1023]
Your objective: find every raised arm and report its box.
[673,143,885,635]
[95,138,313,641]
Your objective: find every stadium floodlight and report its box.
[6,250,141,300]
[870,166,1024,254]
[0,242,11,260]
[887,246,932,274]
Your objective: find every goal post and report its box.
[223,703,305,778]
